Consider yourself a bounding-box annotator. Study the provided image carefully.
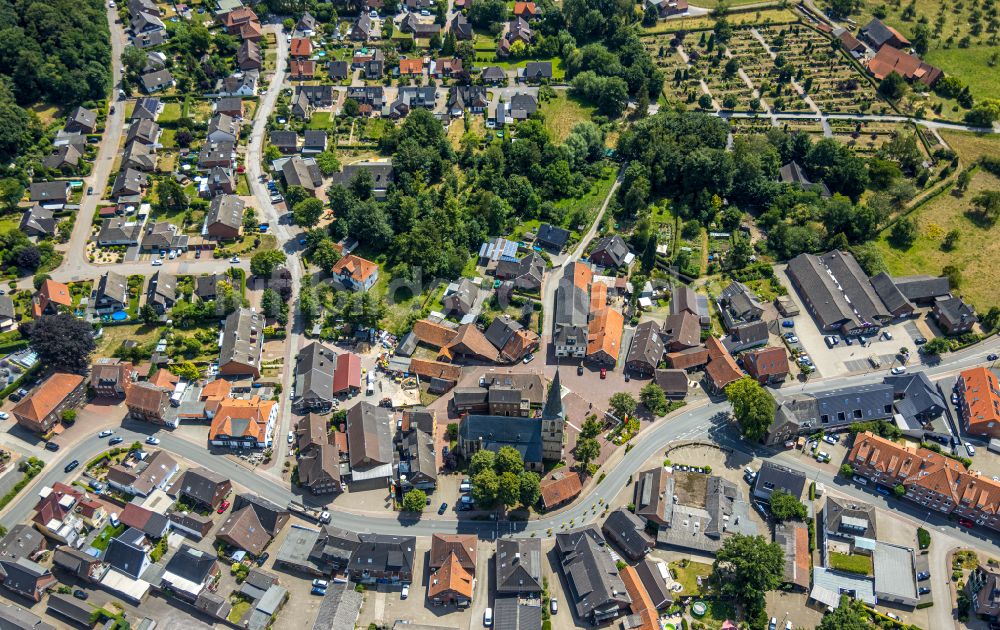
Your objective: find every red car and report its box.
[600,368,607,379]
[217,500,231,514]
[959,518,975,528]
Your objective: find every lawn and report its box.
[925,48,1000,101]
[307,112,333,130]
[539,90,596,143]
[829,551,874,575]
[228,598,253,624]
[159,102,182,123]
[92,523,126,551]
[669,560,714,595]
[642,8,798,34]
[552,165,617,229]
[874,166,1000,311]
[229,233,278,255]
[96,323,160,356]
[236,174,251,196]
[941,130,1000,164]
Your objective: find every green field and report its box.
[924,47,1000,101]
[539,90,596,142]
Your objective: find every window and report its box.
[853,409,863,419]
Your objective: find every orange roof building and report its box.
[398,58,424,75]
[514,1,539,16]
[332,254,379,291]
[427,552,474,604]
[850,432,1000,531]
[12,372,86,434]
[586,307,624,366]
[32,279,72,318]
[412,319,459,349]
[958,367,1000,439]
[208,396,277,449]
[620,564,658,630]
[289,59,316,79]
[429,534,477,571]
[704,336,743,394]
[540,470,583,510]
[445,324,500,363]
[867,45,942,86]
[743,346,789,385]
[290,37,313,57]
[148,369,180,389]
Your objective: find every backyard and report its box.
[539,90,596,143]
[829,551,874,575]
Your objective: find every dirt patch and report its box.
[672,471,708,508]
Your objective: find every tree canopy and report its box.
[726,377,777,442]
[25,314,95,373]
[710,534,784,619]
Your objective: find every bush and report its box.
[917,527,931,550]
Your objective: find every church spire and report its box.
[543,368,564,420]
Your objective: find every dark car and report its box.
[438,502,448,515]
[45,442,60,452]
[64,460,79,473]
[73,590,89,600]
[988,354,998,361]
[255,552,269,566]
[959,518,975,528]
[108,436,124,446]
[914,337,927,345]
[917,571,930,581]
[8,393,21,402]
[577,365,584,376]
[918,587,931,595]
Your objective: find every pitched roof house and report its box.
[332,254,379,292]
[346,402,394,483]
[12,373,86,434]
[555,527,631,624]
[209,396,277,449]
[743,346,789,385]
[958,366,1000,439]
[106,450,179,497]
[626,320,664,375]
[206,194,245,240]
[933,295,978,335]
[219,308,264,377]
[170,467,232,510]
[496,537,542,595]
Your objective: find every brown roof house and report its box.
[125,381,173,427]
[215,494,289,557]
[540,470,583,510]
[170,467,232,511]
[625,320,664,375]
[743,346,789,385]
[428,534,477,603]
[345,402,394,489]
[205,195,245,240]
[31,279,72,318]
[90,358,135,398]
[12,373,86,434]
[106,449,179,497]
[218,308,264,378]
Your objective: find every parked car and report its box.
[853,475,869,486]
[522,353,534,363]
[916,571,930,581]
[287,431,294,444]
[823,435,838,444]
[312,579,329,589]
[45,442,60,452]
[918,587,931,595]
[577,365,584,376]
[64,459,79,473]
[73,590,89,600]
[844,336,853,346]
[781,320,794,328]
[768,618,777,630]
[0,411,7,420]
[989,354,999,361]
[108,436,123,445]
[460,479,471,492]
[230,256,241,264]
[914,337,927,345]
[151,258,162,266]
[600,368,607,379]
[87,186,93,195]
[966,442,976,457]
[255,552,269,566]
[882,331,893,340]
[311,586,326,595]
[959,518,975,528]
[890,366,906,375]
[786,335,799,343]
[550,598,557,614]
[145,436,160,445]
[484,608,493,627]
[217,500,231,513]
[438,502,448,515]
[98,430,113,438]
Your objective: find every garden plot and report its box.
[755,25,887,115]
[683,35,758,111]
[644,39,701,105]
[724,28,812,113]
[827,119,918,154]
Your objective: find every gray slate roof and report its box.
[496,537,542,594]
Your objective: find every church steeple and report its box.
[543,369,564,420]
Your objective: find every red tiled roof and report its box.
[540,471,582,509]
[399,58,424,75]
[744,346,789,379]
[332,254,378,283]
[32,279,72,317]
[867,45,942,85]
[960,367,1000,437]
[428,552,473,600]
[149,369,179,389]
[513,1,538,15]
[290,37,313,57]
[705,336,742,391]
[408,358,462,382]
[290,59,316,78]
[620,565,658,630]
[209,397,275,442]
[12,373,84,424]
[333,352,362,393]
[587,308,624,362]
[412,319,459,349]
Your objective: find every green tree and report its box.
[293,197,325,227]
[726,377,776,442]
[495,446,524,475]
[817,596,872,630]
[519,471,541,507]
[401,489,427,512]
[156,178,188,213]
[609,392,638,420]
[640,382,668,416]
[878,71,907,101]
[471,468,499,504]
[25,314,95,373]
[316,151,341,176]
[942,264,962,289]
[469,449,496,475]
[710,534,784,619]
[889,217,917,249]
[580,416,603,439]
[769,489,807,521]
[250,250,287,277]
[840,463,854,477]
[893,483,906,497]
[169,362,201,380]
[497,471,521,508]
[971,190,1000,225]
[312,240,341,273]
[575,437,601,470]
[942,228,960,251]
[0,178,24,210]
[140,304,159,325]
[261,288,286,324]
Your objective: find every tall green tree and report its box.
[250,250,287,277]
[609,392,638,420]
[726,377,776,442]
[710,534,784,619]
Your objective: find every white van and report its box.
[483,608,493,626]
